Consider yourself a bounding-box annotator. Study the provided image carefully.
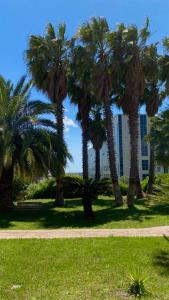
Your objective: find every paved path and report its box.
[0,226,169,239]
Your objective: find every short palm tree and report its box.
[78,17,123,206]
[0,76,70,211]
[89,106,106,180]
[68,44,94,217]
[26,23,68,206]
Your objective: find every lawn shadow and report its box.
[0,197,169,229]
[153,249,169,276]
[153,235,169,276]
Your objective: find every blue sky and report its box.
[1,0,169,172]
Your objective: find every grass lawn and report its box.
[0,237,169,299]
[0,196,169,230]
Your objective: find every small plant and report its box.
[128,271,150,298]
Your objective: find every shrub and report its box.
[26,176,83,199]
[26,179,55,199]
[62,176,83,198]
[95,178,128,196]
[155,174,169,186]
[128,271,150,298]
[12,178,29,201]
[24,174,169,200]
[141,177,149,192]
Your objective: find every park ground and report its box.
[1,196,169,299]
[0,196,169,230]
[0,237,169,299]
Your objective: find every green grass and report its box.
[0,237,169,299]
[0,196,169,230]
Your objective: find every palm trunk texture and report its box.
[82,112,93,218]
[127,99,142,207]
[103,84,123,206]
[95,148,100,181]
[0,168,14,212]
[147,142,155,194]
[55,101,65,206]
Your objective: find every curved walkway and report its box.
[0,226,169,239]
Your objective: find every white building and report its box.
[88,114,167,180]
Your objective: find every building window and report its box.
[142,160,148,170]
[140,115,148,156]
[157,166,161,172]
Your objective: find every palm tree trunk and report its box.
[0,168,14,212]
[54,100,64,206]
[147,142,155,194]
[82,112,94,218]
[127,98,141,207]
[103,85,123,206]
[136,175,145,198]
[95,147,100,180]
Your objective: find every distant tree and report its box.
[0,76,70,211]
[150,109,169,172]
[26,23,68,206]
[89,106,106,180]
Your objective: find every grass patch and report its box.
[0,196,169,230]
[0,237,169,299]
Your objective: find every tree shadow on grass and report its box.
[153,249,169,276]
[153,236,169,276]
[0,197,169,229]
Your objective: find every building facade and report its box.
[88,114,166,180]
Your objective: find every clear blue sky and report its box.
[1,0,169,172]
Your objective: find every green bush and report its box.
[63,176,83,198]
[26,179,55,199]
[12,178,29,201]
[24,174,169,200]
[141,177,149,192]
[26,176,83,199]
[128,271,150,298]
[141,174,169,193]
[155,174,169,186]
[97,178,128,196]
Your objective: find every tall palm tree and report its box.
[89,106,106,180]
[68,44,94,217]
[78,17,123,206]
[112,20,151,206]
[0,76,70,211]
[26,23,68,206]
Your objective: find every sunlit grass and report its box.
[0,237,169,299]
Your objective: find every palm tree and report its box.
[112,20,151,206]
[68,44,94,218]
[141,44,165,193]
[89,106,106,180]
[26,23,68,206]
[0,76,70,211]
[150,109,169,172]
[78,17,123,206]
[160,38,169,96]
